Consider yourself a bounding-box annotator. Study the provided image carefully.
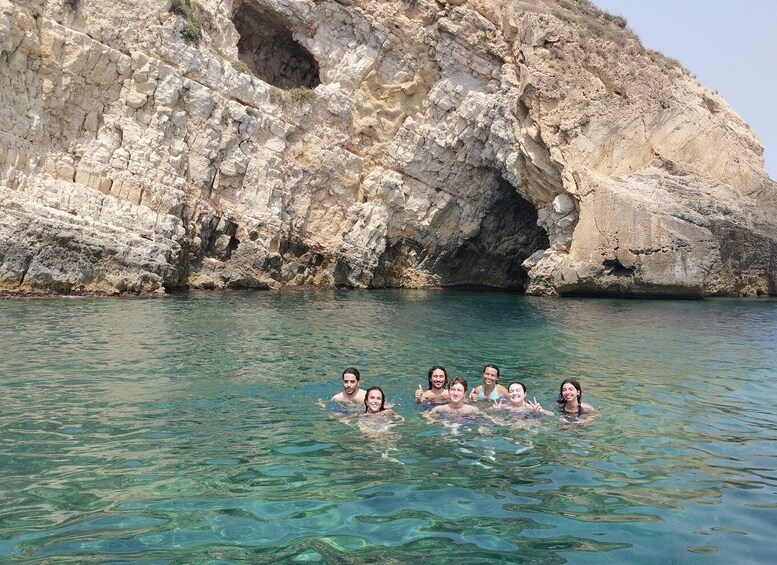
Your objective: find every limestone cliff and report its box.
[1,0,775,296]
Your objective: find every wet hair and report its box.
[507,381,527,393]
[483,364,500,380]
[427,365,448,390]
[449,376,468,392]
[556,378,582,406]
[364,386,385,412]
[342,367,360,381]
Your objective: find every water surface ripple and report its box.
[1,291,775,563]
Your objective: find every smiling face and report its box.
[429,368,447,390]
[365,388,384,413]
[483,366,499,386]
[342,372,359,395]
[508,383,526,404]
[449,382,466,403]
[561,382,580,404]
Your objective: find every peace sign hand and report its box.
[527,397,544,412]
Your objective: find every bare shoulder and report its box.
[461,404,481,414]
[582,402,598,413]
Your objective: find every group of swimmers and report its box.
[328,364,597,423]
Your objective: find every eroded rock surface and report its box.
[1,0,775,296]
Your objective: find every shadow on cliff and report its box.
[374,176,549,291]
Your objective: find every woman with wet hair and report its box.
[469,364,508,402]
[363,386,387,414]
[494,381,553,416]
[555,378,597,417]
[341,386,403,431]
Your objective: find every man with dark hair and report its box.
[331,367,366,406]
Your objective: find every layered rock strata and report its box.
[1,0,775,296]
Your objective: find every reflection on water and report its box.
[1,291,776,562]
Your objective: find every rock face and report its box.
[1,0,775,297]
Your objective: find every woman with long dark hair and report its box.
[469,364,508,402]
[555,378,597,417]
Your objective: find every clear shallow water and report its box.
[0,290,775,563]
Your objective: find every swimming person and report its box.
[494,381,553,416]
[555,378,598,418]
[361,386,399,417]
[469,364,508,402]
[330,367,366,406]
[415,365,450,404]
[427,377,482,419]
[343,386,404,432]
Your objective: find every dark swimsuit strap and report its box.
[559,402,583,416]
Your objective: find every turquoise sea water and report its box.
[1,290,775,563]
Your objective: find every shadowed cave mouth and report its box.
[376,176,549,291]
[444,176,549,290]
[233,1,320,89]
[603,258,635,277]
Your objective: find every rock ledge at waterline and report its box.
[1,0,776,297]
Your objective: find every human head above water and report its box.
[427,365,448,389]
[342,367,360,381]
[449,376,468,392]
[483,364,500,380]
[557,378,582,405]
[363,386,385,412]
[507,381,527,393]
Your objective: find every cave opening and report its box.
[442,175,549,290]
[602,258,635,277]
[374,175,550,291]
[232,2,321,90]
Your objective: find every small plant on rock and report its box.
[287,87,315,103]
[215,49,249,74]
[601,11,628,29]
[170,0,206,44]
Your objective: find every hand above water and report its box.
[527,397,547,413]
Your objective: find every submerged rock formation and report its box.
[1,0,775,296]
